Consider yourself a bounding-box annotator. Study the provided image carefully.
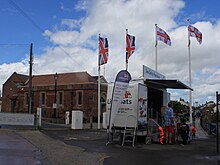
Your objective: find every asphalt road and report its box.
[41,128,220,165]
[2,119,220,165]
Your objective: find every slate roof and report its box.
[3,72,29,86]
[31,72,97,86]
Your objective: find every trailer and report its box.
[106,65,192,145]
[107,81,148,132]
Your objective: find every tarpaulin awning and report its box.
[144,79,193,90]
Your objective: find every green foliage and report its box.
[210,112,217,122]
[171,101,189,113]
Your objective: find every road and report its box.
[40,120,220,165]
[1,119,220,165]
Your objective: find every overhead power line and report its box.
[8,0,45,33]
[7,0,85,70]
[0,44,29,46]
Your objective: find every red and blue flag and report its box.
[99,37,109,65]
[126,34,135,63]
[188,25,202,44]
[156,26,171,46]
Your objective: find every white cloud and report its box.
[201,67,216,75]
[206,69,220,85]
[74,0,90,11]
[61,19,81,29]
[0,61,28,94]
[0,0,219,105]
[60,2,74,12]
[43,30,80,46]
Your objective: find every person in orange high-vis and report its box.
[159,126,164,144]
[192,124,196,138]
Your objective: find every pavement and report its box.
[0,129,43,165]
[0,119,220,165]
[0,122,105,165]
[16,130,104,165]
[194,118,209,139]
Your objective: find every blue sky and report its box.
[0,0,85,62]
[0,0,220,105]
[179,0,220,23]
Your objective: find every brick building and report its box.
[2,72,107,123]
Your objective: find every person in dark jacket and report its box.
[180,118,189,145]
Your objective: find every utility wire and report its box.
[57,45,83,69]
[0,44,29,47]
[7,0,85,70]
[8,0,44,33]
[0,44,30,62]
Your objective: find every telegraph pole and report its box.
[28,43,33,114]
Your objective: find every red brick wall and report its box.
[2,73,21,112]
[2,73,107,123]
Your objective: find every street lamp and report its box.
[53,72,58,118]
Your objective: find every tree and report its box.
[171,101,189,114]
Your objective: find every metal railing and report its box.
[148,118,163,143]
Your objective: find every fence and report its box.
[0,112,34,126]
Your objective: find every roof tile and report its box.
[32,72,97,86]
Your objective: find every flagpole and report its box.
[98,33,101,129]
[216,91,219,154]
[126,29,128,71]
[155,24,158,71]
[103,65,106,78]
[187,19,193,124]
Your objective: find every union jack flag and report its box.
[188,25,202,44]
[156,26,171,46]
[126,34,135,63]
[99,37,109,65]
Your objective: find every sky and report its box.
[0,0,219,105]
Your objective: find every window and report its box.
[58,92,63,105]
[100,94,106,104]
[40,92,46,105]
[77,91,83,106]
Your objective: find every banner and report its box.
[109,70,132,131]
[143,65,165,80]
[137,84,148,129]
